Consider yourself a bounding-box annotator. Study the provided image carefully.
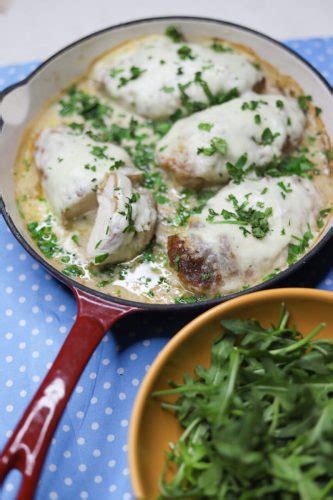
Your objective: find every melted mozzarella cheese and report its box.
[156,92,305,186]
[87,172,157,265]
[35,127,140,218]
[188,176,321,292]
[93,35,263,120]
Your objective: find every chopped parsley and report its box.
[59,87,112,129]
[298,94,312,112]
[28,220,60,258]
[287,224,313,264]
[118,193,140,233]
[316,207,332,229]
[276,99,284,109]
[62,265,84,277]
[206,194,273,239]
[241,99,267,111]
[226,154,249,184]
[118,66,145,88]
[198,122,213,132]
[177,45,195,60]
[165,25,184,43]
[94,253,109,264]
[277,181,293,199]
[254,127,280,146]
[197,137,228,156]
[161,86,175,94]
[254,114,261,124]
[262,154,319,179]
[210,41,233,53]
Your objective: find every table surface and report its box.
[0,0,333,64]
[0,7,333,499]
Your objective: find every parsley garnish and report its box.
[63,265,84,277]
[241,99,267,111]
[118,193,140,233]
[165,25,184,42]
[254,127,280,146]
[226,154,249,184]
[177,45,195,60]
[316,207,332,229]
[298,94,312,112]
[206,194,272,239]
[94,253,109,264]
[161,86,175,94]
[197,137,228,156]
[210,41,233,53]
[118,66,145,88]
[287,224,313,264]
[198,122,213,132]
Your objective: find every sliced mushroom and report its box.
[35,127,141,219]
[156,92,306,187]
[87,172,157,265]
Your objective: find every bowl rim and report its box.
[129,286,333,497]
[0,15,332,312]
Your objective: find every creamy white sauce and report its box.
[187,176,322,292]
[93,35,263,120]
[156,92,305,185]
[87,172,157,264]
[35,127,140,218]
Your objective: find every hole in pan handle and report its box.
[0,286,139,500]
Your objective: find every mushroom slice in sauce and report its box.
[156,93,305,187]
[34,127,141,219]
[93,35,263,120]
[168,176,322,294]
[87,172,157,265]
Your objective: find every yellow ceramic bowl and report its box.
[129,288,333,499]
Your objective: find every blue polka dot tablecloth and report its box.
[0,37,333,500]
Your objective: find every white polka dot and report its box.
[89,372,97,380]
[5,332,13,340]
[76,411,84,419]
[122,444,128,452]
[45,273,52,280]
[31,328,39,336]
[94,475,102,484]
[32,263,39,270]
[131,378,139,386]
[109,484,117,492]
[62,424,70,432]
[123,468,130,476]
[32,351,40,358]
[46,362,52,369]
[46,316,53,323]
[103,382,111,389]
[121,419,128,427]
[59,326,67,334]
[20,390,27,397]
[49,464,57,472]
[107,434,115,442]
[64,477,72,486]
[6,265,13,272]
[59,304,66,312]
[76,385,84,394]
[5,309,13,317]
[77,437,85,445]
[5,355,13,363]
[123,493,131,500]
[325,278,333,286]
[6,243,13,250]
[32,306,40,314]
[5,430,12,438]
[92,449,101,457]
[102,358,110,366]
[5,379,13,387]
[19,365,26,372]
[32,375,40,383]
[49,492,58,499]
[80,492,88,499]
[117,367,124,375]
[5,287,13,294]
[45,338,53,346]
[31,283,39,290]
[19,274,26,282]
[142,339,150,346]
[105,407,113,415]
[119,392,126,400]
[78,463,87,472]
[145,364,150,372]
[19,253,27,261]
[6,405,13,413]
[91,396,98,404]
[19,319,27,327]
[130,353,138,360]
[18,296,26,303]
[19,342,26,350]
[63,450,71,458]
[108,459,116,467]
[44,294,53,301]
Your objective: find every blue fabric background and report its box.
[0,37,332,500]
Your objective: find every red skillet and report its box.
[0,16,332,500]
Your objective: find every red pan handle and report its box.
[0,286,138,500]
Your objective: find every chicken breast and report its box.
[93,35,263,120]
[156,92,305,187]
[168,176,322,294]
[34,127,141,219]
[87,172,157,265]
